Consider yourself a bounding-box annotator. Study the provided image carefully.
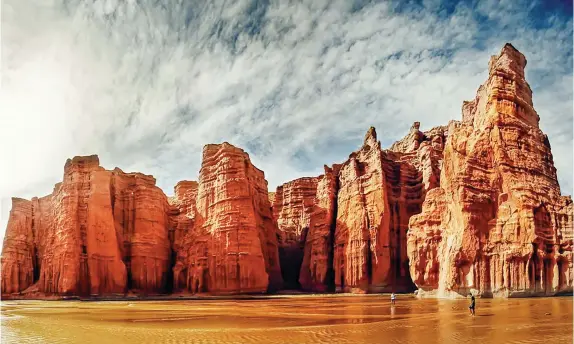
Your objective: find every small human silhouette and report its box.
[391,292,396,305]
[468,294,476,316]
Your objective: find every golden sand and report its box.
[2,295,572,344]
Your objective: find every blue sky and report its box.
[1,0,572,242]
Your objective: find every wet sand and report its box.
[1,295,572,344]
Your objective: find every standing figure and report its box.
[468,294,475,316]
[391,292,396,305]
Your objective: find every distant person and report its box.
[391,292,396,305]
[469,294,475,316]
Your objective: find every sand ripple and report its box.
[1,296,572,344]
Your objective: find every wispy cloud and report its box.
[1,0,572,241]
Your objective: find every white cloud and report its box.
[1,0,572,242]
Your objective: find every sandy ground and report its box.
[1,295,572,344]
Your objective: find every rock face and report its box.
[333,128,392,292]
[296,125,446,293]
[299,165,340,292]
[1,156,170,297]
[2,43,571,299]
[327,126,445,293]
[111,169,171,294]
[171,143,283,294]
[272,178,318,289]
[1,146,284,298]
[407,43,573,297]
[168,180,199,292]
[2,156,123,296]
[1,198,35,294]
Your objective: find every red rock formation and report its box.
[333,128,392,292]
[299,124,444,293]
[1,156,173,297]
[299,165,340,291]
[384,123,448,291]
[85,169,128,295]
[112,169,171,294]
[407,43,573,298]
[1,198,35,294]
[1,43,570,299]
[168,180,199,291]
[19,156,128,296]
[268,192,276,207]
[171,143,283,294]
[272,177,318,289]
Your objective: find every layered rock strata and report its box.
[171,143,283,294]
[2,156,130,297]
[111,169,171,294]
[1,146,284,297]
[2,43,571,299]
[272,178,318,288]
[299,166,340,291]
[297,125,446,293]
[407,43,573,297]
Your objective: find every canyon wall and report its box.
[1,43,571,299]
[1,146,283,297]
[271,178,318,289]
[295,125,446,293]
[299,165,340,292]
[406,43,573,297]
[111,169,172,294]
[171,143,283,294]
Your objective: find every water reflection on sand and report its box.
[1,295,572,344]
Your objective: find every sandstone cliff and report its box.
[295,125,446,293]
[407,43,573,297]
[1,43,571,299]
[170,143,283,294]
[111,169,171,294]
[299,165,340,292]
[1,156,171,297]
[1,145,284,298]
[272,178,318,289]
[1,198,36,294]
[168,180,199,291]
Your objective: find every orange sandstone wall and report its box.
[1,156,169,297]
[272,177,318,289]
[407,44,573,298]
[1,43,571,299]
[170,143,282,294]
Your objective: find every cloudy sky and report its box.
[1,0,572,242]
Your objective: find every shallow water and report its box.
[1,295,572,344]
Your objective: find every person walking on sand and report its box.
[391,292,396,305]
[468,294,476,316]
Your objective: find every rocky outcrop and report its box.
[407,43,573,298]
[272,178,318,289]
[111,169,171,294]
[299,165,340,291]
[168,180,199,291]
[383,123,448,291]
[168,181,198,256]
[268,192,276,207]
[2,43,571,299]
[296,125,446,293]
[171,143,283,294]
[1,156,128,297]
[333,128,392,292]
[1,156,171,297]
[1,198,36,294]
[1,145,284,298]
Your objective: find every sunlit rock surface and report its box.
[1,44,571,299]
[171,143,283,294]
[272,178,318,289]
[407,44,573,298]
